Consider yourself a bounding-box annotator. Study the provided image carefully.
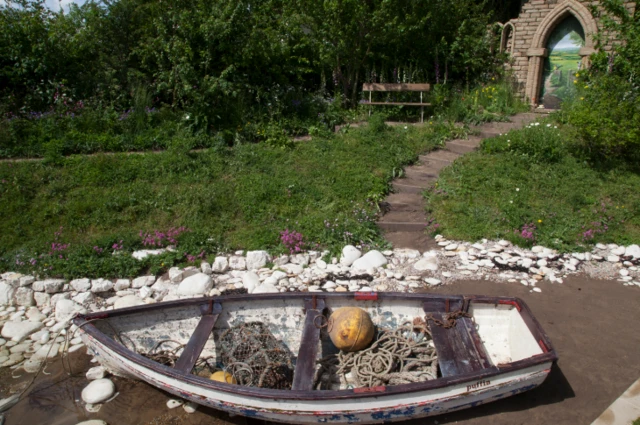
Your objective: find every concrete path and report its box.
[376,113,541,251]
[591,378,640,425]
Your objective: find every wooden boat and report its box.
[73,292,557,424]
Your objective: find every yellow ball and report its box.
[209,370,237,384]
[328,307,375,352]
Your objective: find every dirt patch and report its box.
[0,276,637,425]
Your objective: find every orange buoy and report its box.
[328,307,375,352]
[209,370,237,384]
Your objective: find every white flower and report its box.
[510,200,513,204]
[535,122,540,126]
[546,124,551,127]
[516,188,520,191]
[184,114,190,120]
[554,126,558,129]
[404,126,408,130]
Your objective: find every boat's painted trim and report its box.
[73,292,557,402]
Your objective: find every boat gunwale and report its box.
[72,292,557,401]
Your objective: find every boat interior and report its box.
[87,293,550,392]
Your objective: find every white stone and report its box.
[281,264,303,275]
[247,251,271,270]
[81,378,116,404]
[242,272,261,293]
[351,250,387,270]
[624,245,640,259]
[0,282,16,306]
[71,292,93,306]
[169,268,184,283]
[340,245,362,266]
[90,279,113,293]
[14,287,34,306]
[114,295,145,309]
[167,399,184,409]
[413,253,439,271]
[26,307,45,322]
[132,249,166,260]
[177,273,213,296]
[442,272,452,278]
[322,281,336,289]
[531,246,544,253]
[611,246,626,256]
[132,276,155,288]
[183,401,198,413]
[34,293,50,307]
[444,243,458,251]
[607,255,620,263]
[424,278,442,286]
[114,279,130,291]
[1,321,43,342]
[70,279,91,292]
[43,279,66,294]
[620,269,630,277]
[315,259,327,269]
[139,286,152,299]
[76,421,108,425]
[54,299,87,323]
[532,287,542,293]
[228,256,246,270]
[211,257,229,273]
[537,259,548,267]
[201,262,212,275]
[86,366,107,380]
[252,283,279,294]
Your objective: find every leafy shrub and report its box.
[563,75,639,165]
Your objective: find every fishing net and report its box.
[315,317,438,389]
[218,322,294,390]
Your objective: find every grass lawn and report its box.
[425,123,640,252]
[0,121,452,278]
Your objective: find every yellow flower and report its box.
[575,73,580,77]
[584,85,588,89]
[538,219,542,223]
[491,77,495,81]
[573,80,577,84]
[580,97,584,100]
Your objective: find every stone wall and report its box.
[500,0,637,106]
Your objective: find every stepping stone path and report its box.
[377,113,543,250]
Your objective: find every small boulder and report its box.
[86,365,107,380]
[90,279,114,293]
[340,245,362,266]
[177,273,213,296]
[54,299,87,323]
[242,272,260,293]
[81,378,116,404]
[70,278,91,292]
[1,321,44,343]
[351,250,387,270]
[246,251,271,270]
[211,257,229,273]
[114,295,145,309]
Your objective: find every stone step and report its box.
[445,138,482,154]
[377,208,429,231]
[392,177,434,194]
[420,150,461,163]
[382,192,424,212]
[382,231,438,251]
[404,167,439,180]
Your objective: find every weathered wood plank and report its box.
[363,83,431,92]
[292,297,326,391]
[426,312,491,378]
[174,302,222,374]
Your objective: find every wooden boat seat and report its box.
[424,302,493,378]
[174,301,222,374]
[292,297,326,391]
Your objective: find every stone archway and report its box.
[500,21,517,55]
[524,0,598,105]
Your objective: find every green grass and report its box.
[425,123,640,252]
[0,120,453,278]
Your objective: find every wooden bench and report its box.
[362,83,432,123]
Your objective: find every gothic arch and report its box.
[500,21,517,55]
[525,0,598,104]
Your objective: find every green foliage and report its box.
[434,78,529,124]
[0,123,447,277]
[481,121,567,164]
[426,146,640,252]
[562,75,639,165]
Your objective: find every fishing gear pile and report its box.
[315,317,438,390]
[218,322,294,389]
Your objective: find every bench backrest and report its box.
[362,83,431,92]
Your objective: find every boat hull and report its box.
[81,331,551,424]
